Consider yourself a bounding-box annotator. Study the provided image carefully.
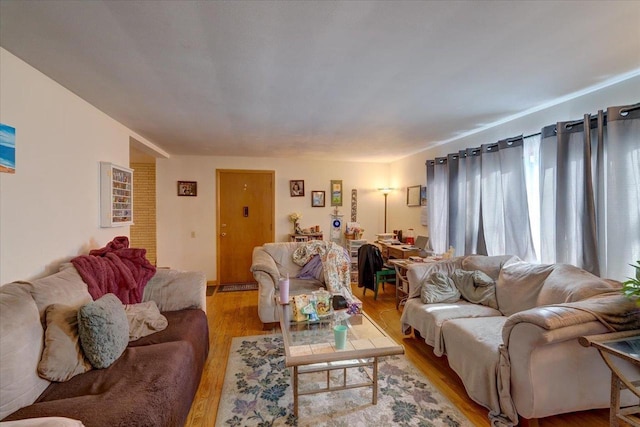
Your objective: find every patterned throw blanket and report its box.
[292,240,351,295]
[71,236,156,304]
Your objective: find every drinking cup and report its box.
[333,325,348,350]
[279,278,289,303]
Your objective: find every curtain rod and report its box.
[424,131,541,165]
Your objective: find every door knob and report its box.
[221,232,227,237]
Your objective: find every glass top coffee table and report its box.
[579,330,640,427]
[278,302,404,417]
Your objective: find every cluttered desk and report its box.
[376,234,432,260]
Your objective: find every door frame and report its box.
[216,169,275,285]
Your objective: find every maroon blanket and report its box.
[71,236,156,304]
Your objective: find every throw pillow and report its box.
[38,304,92,382]
[124,300,168,341]
[77,293,129,369]
[420,272,461,304]
[451,269,499,309]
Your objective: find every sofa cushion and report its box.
[442,317,508,415]
[38,304,92,382]
[496,259,555,316]
[4,309,209,427]
[420,272,461,304]
[28,267,93,320]
[0,283,51,420]
[537,263,619,306]
[496,258,619,316]
[406,258,464,299]
[262,242,304,278]
[461,255,517,280]
[400,297,502,356]
[124,301,168,342]
[77,294,129,369]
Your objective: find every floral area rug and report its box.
[215,334,473,427]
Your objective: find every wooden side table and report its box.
[579,330,640,427]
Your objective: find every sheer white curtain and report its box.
[480,138,536,261]
[540,116,600,274]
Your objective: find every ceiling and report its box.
[1,1,639,162]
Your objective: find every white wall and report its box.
[390,74,640,246]
[0,49,161,284]
[156,156,390,280]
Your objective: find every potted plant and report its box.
[622,260,640,306]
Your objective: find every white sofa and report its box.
[400,255,640,426]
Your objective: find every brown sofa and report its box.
[0,266,209,427]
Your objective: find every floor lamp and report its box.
[378,188,392,233]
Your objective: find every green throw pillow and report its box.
[77,293,129,369]
[420,271,461,304]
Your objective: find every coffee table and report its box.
[278,303,404,417]
[579,330,640,427]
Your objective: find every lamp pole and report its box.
[378,188,392,233]
[383,192,388,233]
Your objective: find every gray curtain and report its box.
[540,102,640,279]
[540,117,600,274]
[426,138,536,260]
[598,104,640,280]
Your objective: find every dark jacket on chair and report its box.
[358,244,384,290]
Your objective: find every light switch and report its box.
[191,231,196,238]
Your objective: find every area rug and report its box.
[215,334,473,427]
[218,283,259,293]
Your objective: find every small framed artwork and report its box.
[407,185,421,207]
[290,180,305,197]
[311,190,325,207]
[420,185,427,206]
[178,181,197,196]
[330,180,343,206]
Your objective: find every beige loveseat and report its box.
[0,265,208,426]
[251,241,354,324]
[400,255,640,426]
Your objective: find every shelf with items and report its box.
[289,232,323,242]
[100,162,133,227]
[346,239,367,283]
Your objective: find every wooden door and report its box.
[217,170,275,284]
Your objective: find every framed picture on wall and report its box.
[290,180,305,197]
[420,185,427,206]
[407,185,420,206]
[178,181,197,196]
[330,180,342,206]
[311,190,325,207]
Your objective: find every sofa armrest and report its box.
[502,292,640,346]
[142,269,207,313]
[250,247,281,288]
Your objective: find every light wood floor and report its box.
[184,283,610,426]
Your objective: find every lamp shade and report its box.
[378,187,393,195]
